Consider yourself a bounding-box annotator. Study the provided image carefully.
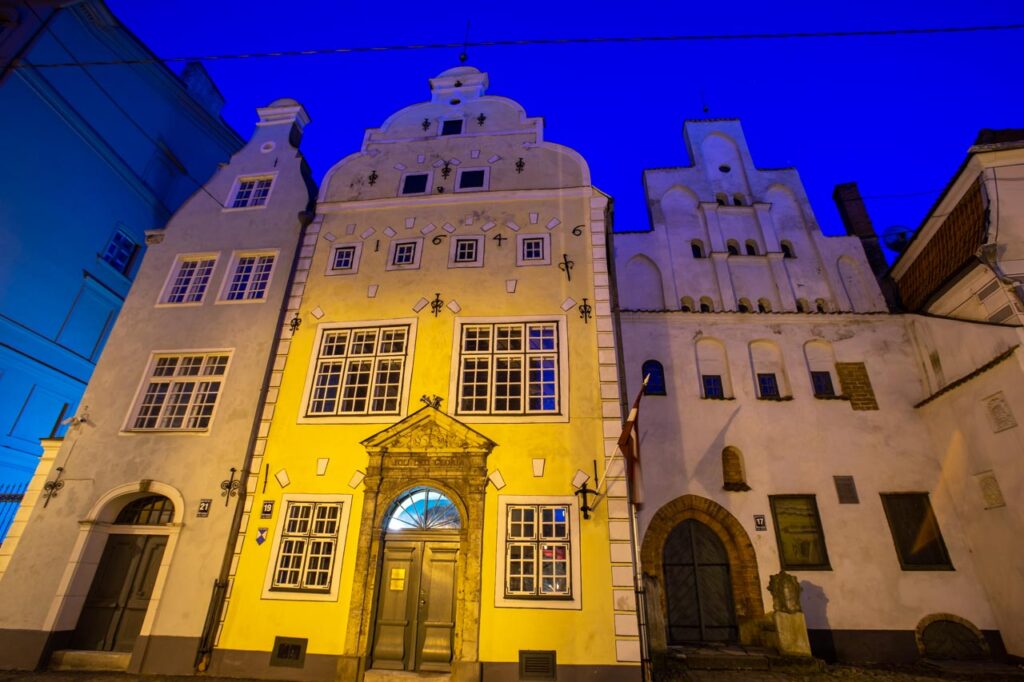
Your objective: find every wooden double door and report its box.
[663,519,738,643]
[70,534,167,652]
[371,534,459,672]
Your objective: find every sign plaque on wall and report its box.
[197,499,212,518]
[753,514,767,531]
[261,500,274,519]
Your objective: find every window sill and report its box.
[700,396,735,401]
[503,594,575,601]
[779,565,832,571]
[221,205,269,213]
[215,297,269,305]
[122,428,211,435]
[814,394,849,401]
[757,396,793,402]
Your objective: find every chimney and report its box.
[833,182,900,311]
[181,62,225,118]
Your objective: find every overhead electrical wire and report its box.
[15,22,1024,69]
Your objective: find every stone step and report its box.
[49,649,131,672]
[363,669,451,682]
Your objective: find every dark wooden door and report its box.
[70,534,167,652]
[371,536,458,672]
[663,519,737,643]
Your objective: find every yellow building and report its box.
[210,67,641,681]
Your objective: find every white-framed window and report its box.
[262,493,353,602]
[386,238,424,271]
[399,171,431,196]
[126,351,230,431]
[101,229,139,274]
[516,234,551,266]
[451,318,567,419]
[326,242,363,275]
[159,254,218,305]
[302,323,414,419]
[448,235,484,268]
[455,167,488,192]
[495,496,581,609]
[229,175,275,209]
[219,251,278,302]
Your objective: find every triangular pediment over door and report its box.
[361,405,496,455]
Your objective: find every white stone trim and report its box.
[215,248,282,304]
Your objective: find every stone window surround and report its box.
[448,235,484,268]
[224,172,278,212]
[494,495,582,610]
[385,237,425,271]
[325,241,364,276]
[155,251,219,307]
[261,493,353,601]
[215,248,280,304]
[398,169,433,196]
[454,166,490,193]
[516,233,551,267]
[121,348,233,433]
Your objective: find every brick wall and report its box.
[836,362,879,411]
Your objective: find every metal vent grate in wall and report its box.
[978,279,1002,300]
[989,304,1015,324]
[833,476,860,504]
[269,636,307,668]
[519,650,556,680]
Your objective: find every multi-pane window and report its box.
[769,495,830,570]
[332,246,356,270]
[757,373,780,398]
[131,353,229,431]
[102,231,138,274]
[505,505,571,598]
[702,375,724,399]
[164,256,216,304]
[272,502,342,591]
[522,238,545,262]
[454,238,478,263]
[393,242,417,266]
[457,322,559,415]
[225,254,275,301]
[880,493,953,570]
[231,177,273,208]
[307,325,409,416]
[811,371,835,397]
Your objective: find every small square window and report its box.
[102,230,138,274]
[441,119,463,136]
[393,242,417,265]
[457,169,487,190]
[702,375,724,399]
[333,246,355,270]
[757,373,780,398]
[401,173,429,195]
[231,176,273,208]
[811,371,835,397]
[449,237,483,268]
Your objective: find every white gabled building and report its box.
[613,120,1012,669]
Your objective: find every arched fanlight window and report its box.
[115,495,174,525]
[796,298,810,313]
[733,193,745,206]
[726,240,740,256]
[737,298,752,313]
[745,240,759,256]
[690,240,704,259]
[680,296,694,312]
[781,241,795,259]
[757,298,772,313]
[715,192,728,206]
[699,296,713,313]
[386,487,461,531]
[642,360,667,396]
[816,298,828,313]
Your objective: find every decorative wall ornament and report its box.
[348,470,366,489]
[578,298,593,324]
[275,469,291,488]
[430,293,444,316]
[220,467,240,506]
[421,118,431,131]
[289,312,302,334]
[515,157,525,174]
[492,233,506,247]
[316,458,329,476]
[974,470,1006,509]
[476,113,487,126]
[412,297,429,313]
[367,170,378,186]
[42,466,65,508]
[983,392,1017,432]
[310,306,325,319]
[558,254,575,281]
[420,394,443,409]
[441,161,452,179]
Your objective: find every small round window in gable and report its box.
[718,164,731,173]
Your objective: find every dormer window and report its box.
[441,119,463,136]
[400,173,430,195]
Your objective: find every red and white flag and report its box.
[617,375,648,508]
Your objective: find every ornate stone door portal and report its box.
[344,406,495,681]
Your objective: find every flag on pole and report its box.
[618,375,648,508]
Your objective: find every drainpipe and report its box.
[195,209,316,671]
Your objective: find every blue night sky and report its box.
[109,1,1023,249]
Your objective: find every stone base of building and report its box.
[210,648,344,681]
[480,662,641,681]
[808,628,1008,664]
[130,635,201,675]
[0,628,71,670]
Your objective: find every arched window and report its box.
[750,340,790,399]
[386,487,461,531]
[116,495,175,525]
[699,297,713,313]
[757,298,772,313]
[737,298,752,313]
[781,240,795,259]
[815,298,828,313]
[715,192,728,206]
[726,240,740,256]
[642,360,667,396]
[745,240,759,256]
[796,298,810,313]
[691,240,705,259]
[722,446,750,491]
[696,338,733,399]
[733,193,745,207]
[804,340,839,398]
[680,296,694,312]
